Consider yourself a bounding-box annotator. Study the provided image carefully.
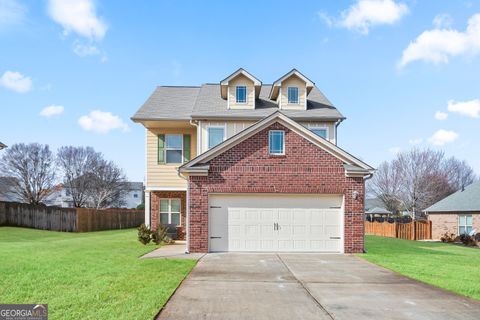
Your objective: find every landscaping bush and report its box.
[459,234,477,247]
[137,223,151,245]
[136,203,145,210]
[475,233,480,242]
[151,224,170,245]
[440,232,457,243]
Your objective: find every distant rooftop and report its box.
[425,181,480,213]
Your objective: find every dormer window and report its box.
[287,87,299,104]
[236,86,247,103]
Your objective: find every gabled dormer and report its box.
[269,69,314,110]
[220,68,262,110]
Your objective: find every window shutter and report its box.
[183,134,191,163]
[157,134,165,164]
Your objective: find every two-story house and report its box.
[132,69,373,254]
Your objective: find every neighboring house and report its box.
[132,68,374,254]
[44,182,144,208]
[0,142,6,150]
[122,182,144,209]
[0,177,22,202]
[425,181,480,240]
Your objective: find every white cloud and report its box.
[447,99,480,118]
[399,13,480,67]
[434,111,448,120]
[389,146,401,154]
[317,11,334,27]
[428,129,459,146]
[40,105,64,117]
[72,41,100,57]
[78,110,129,134]
[0,71,32,93]
[0,0,26,28]
[338,0,408,34]
[433,14,453,29]
[408,138,423,145]
[47,0,107,41]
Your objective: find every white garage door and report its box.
[208,194,343,253]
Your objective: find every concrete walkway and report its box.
[157,253,480,320]
[141,242,205,260]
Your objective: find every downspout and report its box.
[334,118,343,145]
[362,173,373,253]
[178,170,190,254]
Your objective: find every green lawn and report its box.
[360,235,480,300]
[0,227,196,319]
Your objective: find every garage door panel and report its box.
[209,194,343,252]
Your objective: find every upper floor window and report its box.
[236,86,247,103]
[287,87,299,104]
[311,128,328,139]
[165,134,183,163]
[269,130,285,155]
[208,127,225,149]
[133,194,138,198]
[458,215,472,235]
[158,134,191,164]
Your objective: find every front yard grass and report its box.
[0,227,196,319]
[360,235,480,301]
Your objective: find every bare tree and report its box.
[0,143,56,204]
[86,159,127,209]
[367,148,477,218]
[396,148,450,216]
[57,146,102,207]
[443,157,476,191]
[367,161,403,213]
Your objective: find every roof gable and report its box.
[269,69,315,100]
[179,111,373,176]
[220,68,262,99]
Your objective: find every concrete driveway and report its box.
[158,253,480,320]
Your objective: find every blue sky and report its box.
[1,0,480,182]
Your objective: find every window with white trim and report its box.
[311,128,328,139]
[160,199,181,226]
[269,130,285,155]
[458,215,473,235]
[287,87,299,104]
[236,86,247,103]
[208,127,225,149]
[165,134,183,164]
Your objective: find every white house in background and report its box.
[44,182,144,208]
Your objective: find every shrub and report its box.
[151,224,168,245]
[136,203,145,210]
[459,234,477,247]
[137,224,151,245]
[475,233,480,242]
[440,232,456,243]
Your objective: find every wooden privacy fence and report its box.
[0,201,143,232]
[365,220,432,240]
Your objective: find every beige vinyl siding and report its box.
[228,74,255,109]
[300,121,336,144]
[280,75,307,110]
[198,120,255,153]
[146,127,197,188]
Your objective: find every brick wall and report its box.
[429,212,480,240]
[188,122,365,253]
[150,191,186,240]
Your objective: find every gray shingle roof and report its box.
[366,207,392,214]
[132,83,344,121]
[425,181,480,213]
[132,86,200,121]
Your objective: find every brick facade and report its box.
[188,122,365,253]
[429,212,480,240]
[150,191,186,240]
